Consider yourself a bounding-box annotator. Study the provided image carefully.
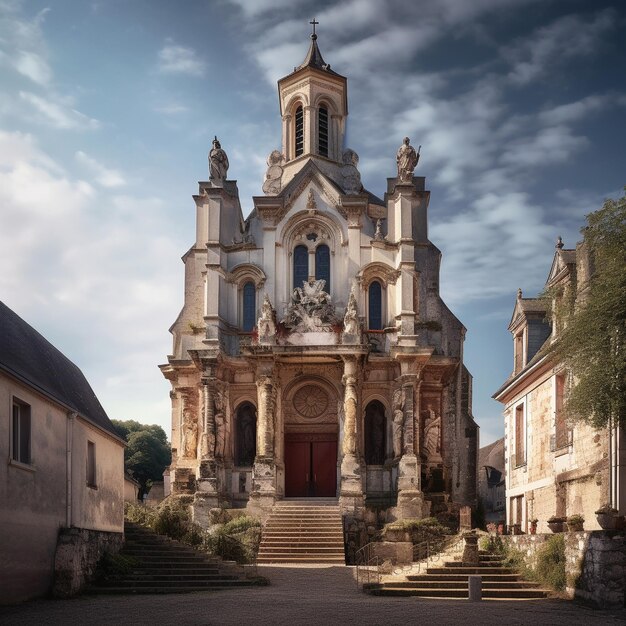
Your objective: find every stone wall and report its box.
[502,531,626,608]
[53,527,123,598]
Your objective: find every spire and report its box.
[295,19,339,75]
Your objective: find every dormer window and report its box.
[295,106,304,157]
[318,105,328,157]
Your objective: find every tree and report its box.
[112,419,172,499]
[546,189,626,428]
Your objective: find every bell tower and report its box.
[277,21,348,164]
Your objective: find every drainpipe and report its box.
[66,411,77,527]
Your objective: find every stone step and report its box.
[445,561,506,568]
[257,556,345,563]
[427,566,516,575]
[258,546,344,554]
[260,540,344,548]
[366,586,548,599]
[408,573,522,583]
[87,582,255,595]
[384,580,542,590]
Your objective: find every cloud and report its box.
[157,40,205,76]
[505,9,616,85]
[154,102,189,115]
[18,91,100,130]
[13,50,51,85]
[75,150,126,188]
[539,93,626,125]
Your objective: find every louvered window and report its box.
[295,106,304,157]
[318,106,328,157]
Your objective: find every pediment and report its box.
[546,249,575,287]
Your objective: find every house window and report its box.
[514,404,525,466]
[510,495,524,529]
[364,401,386,465]
[315,244,330,292]
[242,281,256,332]
[318,106,328,157]
[12,399,31,464]
[514,332,523,373]
[295,106,304,157]
[293,245,309,290]
[87,440,96,487]
[554,373,571,451]
[368,281,383,330]
[235,403,256,467]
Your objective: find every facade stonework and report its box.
[161,35,477,530]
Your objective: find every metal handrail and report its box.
[355,542,383,588]
[412,534,465,573]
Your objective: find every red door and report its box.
[284,435,337,497]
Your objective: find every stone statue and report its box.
[262,150,284,195]
[373,218,385,241]
[392,388,404,459]
[396,137,420,182]
[422,403,442,462]
[258,294,277,342]
[209,136,229,185]
[214,390,226,459]
[341,148,362,195]
[342,289,360,341]
[182,408,198,459]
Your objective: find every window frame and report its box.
[318,105,329,157]
[364,400,386,465]
[11,397,32,466]
[314,244,331,292]
[368,280,383,330]
[234,402,257,468]
[294,105,304,157]
[241,281,256,332]
[514,402,526,467]
[86,440,97,488]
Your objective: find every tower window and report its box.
[242,281,256,332]
[295,106,304,157]
[315,244,330,292]
[318,106,328,157]
[368,281,382,330]
[294,245,308,290]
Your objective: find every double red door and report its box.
[284,434,337,497]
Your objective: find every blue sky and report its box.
[1,0,624,446]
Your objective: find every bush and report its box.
[95,552,140,582]
[535,534,566,591]
[124,501,157,527]
[221,515,261,535]
[383,517,451,545]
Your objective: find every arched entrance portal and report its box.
[283,380,339,498]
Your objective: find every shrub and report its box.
[383,517,451,546]
[221,515,261,535]
[124,501,157,527]
[95,552,140,582]
[535,534,566,591]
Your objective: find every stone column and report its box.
[249,373,277,513]
[194,377,219,526]
[390,374,427,521]
[339,356,364,513]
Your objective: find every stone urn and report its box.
[595,507,619,530]
[547,517,565,533]
[566,515,584,532]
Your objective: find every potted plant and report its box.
[547,516,565,533]
[529,518,538,534]
[567,514,584,532]
[595,505,619,530]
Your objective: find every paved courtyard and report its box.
[1,565,624,626]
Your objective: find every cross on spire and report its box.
[309,18,319,39]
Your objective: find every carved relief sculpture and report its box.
[392,388,404,459]
[341,148,362,195]
[209,136,229,185]
[396,136,420,183]
[421,403,442,463]
[214,389,226,459]
[342,375,357,456]
[283,279,337,332]
[181,390,198,459]
[342,289,360,342]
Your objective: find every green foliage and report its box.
[383,517,450,545]
[544,190,626,428]
[221,515,262,535]
[535,534,566,591]
[112,419,171,498]
[124,501,157,527]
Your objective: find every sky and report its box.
[1,0,625,447]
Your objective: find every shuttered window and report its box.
[318,106,328,157]
[295,106,304,157]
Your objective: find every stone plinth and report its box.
[462,532,480,564]
[372,541,413,566]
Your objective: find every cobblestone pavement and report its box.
[1,565,624,626]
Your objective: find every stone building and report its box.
[0,301,124,603]
[478,437,505,525]
[160,31,478,528]
[493,239,625,532]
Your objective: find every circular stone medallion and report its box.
[293,384,329,419]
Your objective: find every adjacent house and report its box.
[493,241,625,533]
[0,301,125,603]
[478,437,505,525]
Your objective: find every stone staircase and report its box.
[365,550,550,599]
[257,500,345,564]
[88,521,257,594]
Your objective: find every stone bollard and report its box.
[468,575,482,601]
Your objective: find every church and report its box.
[160,27,478,530]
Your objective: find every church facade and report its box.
[160,32,478,527]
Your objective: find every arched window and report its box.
[295,106,304,157]
[368,281,382,330]
[315,244,330,292]
[364,401,386,465]
[241,281,256,332]
[293,245,308,290]
[235,403,256,467]
[318,106,328,158]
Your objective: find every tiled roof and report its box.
[294,35,343,78]
[0,301,121,439]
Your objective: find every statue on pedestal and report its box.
[396,137,420,182]
[209,136,229,185]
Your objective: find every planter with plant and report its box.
[529,518,538,534]
[566,514,584,532]
[595,505,619,530]
[547,516,565,533]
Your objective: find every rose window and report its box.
[293,385,329,418]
